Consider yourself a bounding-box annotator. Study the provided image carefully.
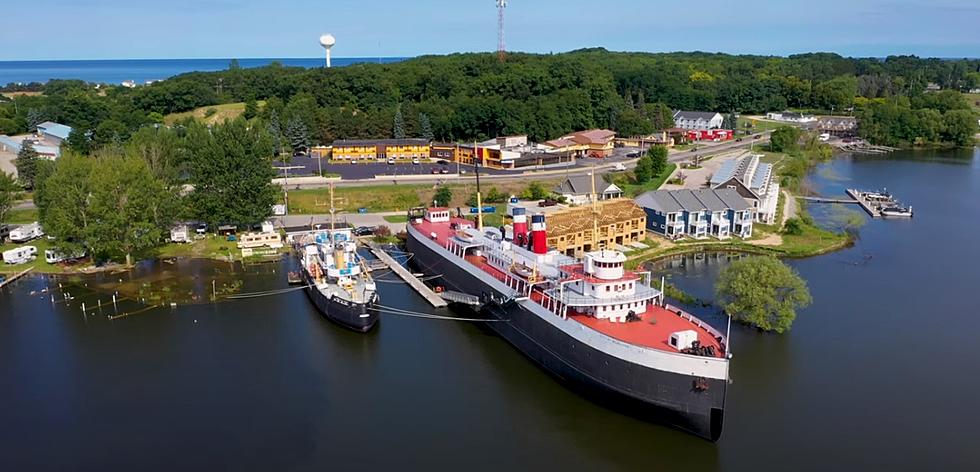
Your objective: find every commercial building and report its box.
[686,129,733,142]
[508,199,646,257]
[0,135,61,159]
[554,175,624,205]
[765,111,817,123]
[431,136,573,170]
[36,121,72,146]
[544,129,617,157]
[636,189,753,240]
[709,154,779,224]
[672,111,723,130]
[330,139,430,161]
[615,131,674,148]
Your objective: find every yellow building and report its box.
[543,199,647,257]
[331,139,430,161]
[544,129,617,158]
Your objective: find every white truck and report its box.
[3,245,38,265]
[9,222,44,243]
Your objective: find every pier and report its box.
[799,189,902,218]
[837,143,899,155]
[0,267,33,289]
[367,243,447,308]
[845,189,887,217]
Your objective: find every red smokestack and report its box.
[512,207,528,243]
[531,214,548,255]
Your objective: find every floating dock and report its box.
[846,189,886,217]
[0,267,33,289]
[367,243,447,307]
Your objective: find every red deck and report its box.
[412,217,724,357]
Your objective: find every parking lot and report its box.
[274,156,523,180]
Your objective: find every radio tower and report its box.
[496,0,508,63]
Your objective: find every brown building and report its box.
[543,199,647,257]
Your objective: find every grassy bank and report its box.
[163,101,265,126]
[3,208,39,224]
[609,163,677,197]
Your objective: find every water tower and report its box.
[319,34,336,68]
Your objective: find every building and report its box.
[554,174,624,205]
[709,154,779,224]
[815,116,858,137]
[508,199,646,257]
[0,135,61,159]
[544,129,617,157]
[765,111,817,123]
[615,131,674,148]
[432,137,573,170]
[636,189,753,240]
[36,121,72,146]
[672,111,723,130]
[686,129,733,142]
[330,139,430,161]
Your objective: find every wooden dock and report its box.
[0,267,33,289]
[846,189,884,217]
[838,143,899,155]
[367,243,447,308]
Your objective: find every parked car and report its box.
[431,168,441,174]
[350,159,357,164]
[387,158,395,165]
[353,226,374,236]
[436,160,450,166]
[626,152,640,158]
[440,168,450,174]
[614,163,627,171]
[196,223,208,235]
[735,138,743,142]
[538,199,559,207]
[412,158,420,165]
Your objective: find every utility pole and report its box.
[274,165,303,223]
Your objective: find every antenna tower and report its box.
[496,0,508,63]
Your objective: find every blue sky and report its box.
[2,0,978,60]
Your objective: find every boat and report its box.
[880,205,913,218]
[295,227,379,332]
[405,206,731,441]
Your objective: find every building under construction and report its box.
[540,199,647,257]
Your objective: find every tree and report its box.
[284,115,310,153]
[941,109,978,146]
[36,153,96,254]
[26,108,44,133]
[722,113,738,130]
[769,126,802,152]
[0,172,17,223]
[14,140,40,189]
[66,128,92,154]
[715,256,812,333]
[243,95,259,120]
[647,145,669,176]
[418,113,434,141]
[266,109,283,157]
[521,182,549,200]
[185,119,277,227]
[433,186,452,207]
[634,155,654,183]
[392,105,406,139]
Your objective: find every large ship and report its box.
[406,205,731,440]
[295,227,379,332]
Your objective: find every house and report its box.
[554,174,623,205]
[816,116,858,137]
[533,199,646,257]
[636,189,753,240]
[331,139,430,161]
[544,129,617,157]
[672,111,724,130]
[765,111,817,123]
[36,121,72,146]
[709,154,779,224]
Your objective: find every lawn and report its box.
[963,93,980,114]
[612,163,678,197]
[382,215,409,223]
[0,238,66,274]
[3,208,39,224]
[737,117,788,133]
[163,101,265,126]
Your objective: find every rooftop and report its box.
[36,121,72,140]
[673,110,721,121]
[636,188,751,213]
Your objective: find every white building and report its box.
[553,174,623,206]
[765,111,817,123]
[672,111,724,130]
[709,154,779,224]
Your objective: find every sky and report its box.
[1,0,978,60]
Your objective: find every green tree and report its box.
[433,186,452,207]
[769,126,802,152]
[66,128,92,154]
[126,126,183,183]
[715,256,812,333]
[0,172,17,223]
[266,109,283,157]
[392,105,406,139]
[647,145,669,176]
[85,155,176,266]
[783,218,804,235]
[14,140,40,189]
[418,113,434,141]
[284,115,310,153]
[36,152,96,253]
[521,181,549,200]
[940,109,978,146]
[243,95,259,120]
[634,155,653,183]
[185,119,277,227]
[26,108,44,133]
[722,113,738,130]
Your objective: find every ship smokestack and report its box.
[531,214,548,255]
[512,207,528,245]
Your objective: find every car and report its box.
[412,158,420,165]
[431,168,440,174]
[196,224,208,234]
[0,224,9,243]
[436,159,450,166]
[387,158,395,165]
[353,226,374,236]
[350,159,357,164]
[754,135,762,140]
[614,163,627,171]
[735,138,743,142]
[440,168,450,174]
[626,152,640,158]
[538,199,559,207]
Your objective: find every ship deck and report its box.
[413,217,724,358]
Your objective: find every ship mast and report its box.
[329,182,336,232]
[591,165,600,250]
[475,141,484,231]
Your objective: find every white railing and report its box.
[550,286,660,306]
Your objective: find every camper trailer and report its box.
[9,222,44,243]
[170,225,191,243]
[44,248,86,264]
[237,232,283,250]
[3,245,38,265]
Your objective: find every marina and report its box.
[800,188,912,219]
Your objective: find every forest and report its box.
[1,49,978,148]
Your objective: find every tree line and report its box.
[2,50,977,148]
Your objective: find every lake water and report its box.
[1,148,978,471]
[0,58,405,86]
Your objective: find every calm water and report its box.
[0,58,405,85]
[1,148,978,471]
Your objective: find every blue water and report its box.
[0,57,406,86]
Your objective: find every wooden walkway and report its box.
[0,267,33,289]
[367,243,447,308]
[799,196,859,204]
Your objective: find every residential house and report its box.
[554,174,624,205]
[636,189,753,240]
[671,111,724,130]
[815,116,858,137]
[709,154,779,224]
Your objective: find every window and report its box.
[605,286,610,292]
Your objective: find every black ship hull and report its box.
[301,269,379,333]
[408,229,727,441]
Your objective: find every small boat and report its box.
[881,205,913,218]
[287,271,303,285]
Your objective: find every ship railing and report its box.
[664,303,727,347]
[547,286,661,307]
